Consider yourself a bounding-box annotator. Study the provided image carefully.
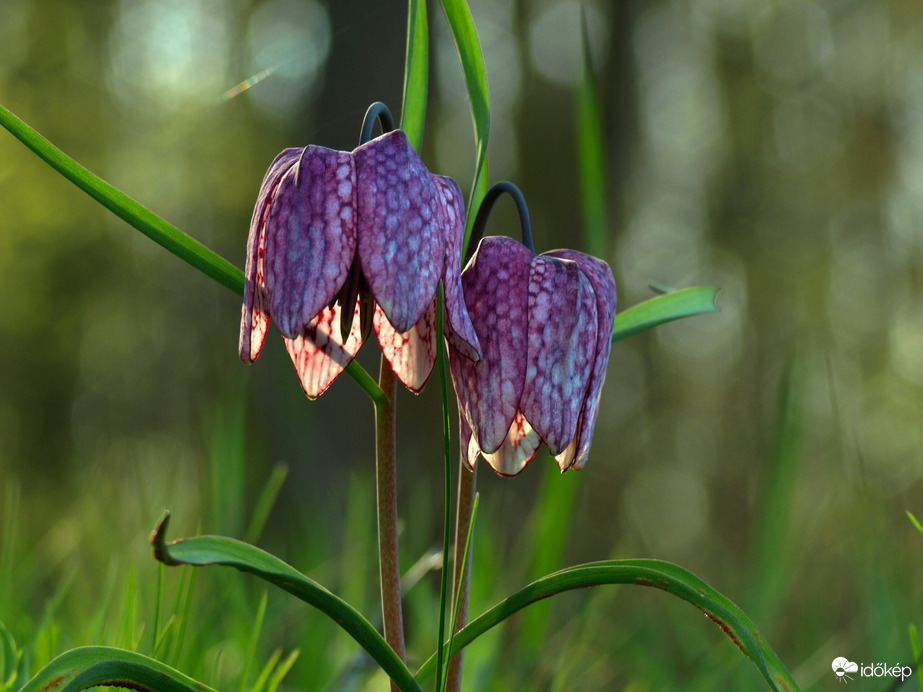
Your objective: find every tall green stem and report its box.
[375,357,405,689]
[446,453,477,691]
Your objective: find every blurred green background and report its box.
[2,0,923,689]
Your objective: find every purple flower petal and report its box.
[374,301,436,393]
[520,256,597,456]
[239,148,301,363]
[354,131,443,333]
[449,236,533,455]
[546,250,616,469]
[434,175,481,362]
[264,146,357,339]
[284,302,363,399]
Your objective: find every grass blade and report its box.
[0,620,20,692]
[612,286,719,343]
[438,0,490,253]
[908,511,923,537]
[443,493,478,691]
[749,353,805,624]
[250,648,281,692]
[400,0,428,150]
[910,624,922,692]
[150,512,422,692]
[266,649,300,692]
[415,559,799,692]
[577,7,608,259]
[244,462,289,546]
[168,565,196,668]
[237,590,268,692]
[17,646,215,692]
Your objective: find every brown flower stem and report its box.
[375,356,405,689]
[446,454,477,691]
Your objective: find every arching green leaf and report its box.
[150,513,422,692]
[415,559,798,692]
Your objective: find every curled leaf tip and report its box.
[150,511,181,566]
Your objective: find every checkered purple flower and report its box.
[447,236,616,476]
[239,130,480,397]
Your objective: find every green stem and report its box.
[445,454,477,691]
[375,358,405,689]
[435,288,452,692]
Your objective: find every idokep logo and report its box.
[832,658,858,683]
[831,657,913,684]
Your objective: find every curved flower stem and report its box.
[361,102,397,144]
[375,357,406,687]
[446,449,477,691]
[464,180,533,264]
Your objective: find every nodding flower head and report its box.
[446,182,616,476]
[239,103,480,398]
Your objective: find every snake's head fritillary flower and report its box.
[446,185,616,476]
[239,123,480,398]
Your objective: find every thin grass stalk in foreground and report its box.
[237,591,268,692]
[436,7,490,680]
[443,493,478,691]
[434,287,452,692]
[400,0,428,149]
[445,457,477,691]
[438,0,490,255]
[577,5,609,260]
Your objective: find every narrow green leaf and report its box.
[0,103,241,294]
[401,0,428,151]
[150,512,422,692]
[415,559,799,692]
[908,511,923,538]
[577,7,609,259]
[612,287,720,343]
[438,0,491,252]
[0,103,386,404]
[17,646,214,692]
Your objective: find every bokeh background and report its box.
[2,0,922,689]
